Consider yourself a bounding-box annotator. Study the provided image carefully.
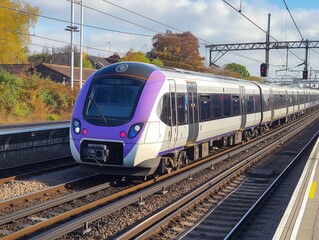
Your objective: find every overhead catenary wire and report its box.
[73,1,159,34]
[0,4,154,38]
[71,0,212,46]
[0,1,270,68]
[282,0,304,41]
[73,0,265,65]
[0,29,126,55]
[99,0,212,45]
[220,0,289,68]
[282,0,319,72]
[3,0,315,74]
[221,0,317,76]
[0,3,210,50]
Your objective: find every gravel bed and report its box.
[27,166,93,186]
[0,180,48,201]
[0,166,93,201]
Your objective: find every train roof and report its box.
[94,62,319,93]
[95,61,246,83]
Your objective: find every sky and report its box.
[22,0,319,79]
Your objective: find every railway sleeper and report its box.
[0,230,12,236]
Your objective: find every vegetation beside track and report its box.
[0,69,77,124]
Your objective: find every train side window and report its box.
[212,94,222,119]
[279,94,285,108]
[170,93,177,126]
[254,95,261,112]
[199,95,211,121]
[158,93,171,126]
[289,94,294,106]
[232,95,240,116]
[263,94,270,111]
[177,94,187,124]
[223,94,231,117]
[281,94,286,107]
[247,95,255,114]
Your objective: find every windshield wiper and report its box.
[88,95,108,124]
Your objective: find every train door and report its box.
[168,79,178,148]
[186,82,199,144]
[239,86,247,129]
[285,89,289,115]
[270,88,274,120]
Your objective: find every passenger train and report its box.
[70,62,319,177]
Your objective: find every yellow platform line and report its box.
[309,182,317,199]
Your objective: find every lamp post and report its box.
[79,0,84,89]
[65,0,78,91]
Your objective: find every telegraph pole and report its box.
[79,0,84,89]
[70,0,75,91]
[265,13,271,77]
[304,39,309,79]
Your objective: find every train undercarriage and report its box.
[155,111,308,176]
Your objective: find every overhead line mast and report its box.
[207,39,319,78]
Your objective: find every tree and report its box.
[28,53,52,65]
[52,45,80,55]
[122,51,151,63]
[76,52,93,69]
[122,50,164,66]
[224,63,251,78]
[148,30,204,71]
[151,58,164,66]
[0,0,39,64]
[28,48,53,65]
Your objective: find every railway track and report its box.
[0,174,124,239]
[0,174,106,212]
[0,157,76,185]
[0,110,318,239]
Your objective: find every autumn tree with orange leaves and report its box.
[148,31,205,71]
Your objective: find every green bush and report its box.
[0,69,23,114]
[40,88,58,110]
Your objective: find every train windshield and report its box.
[84,77,145,125]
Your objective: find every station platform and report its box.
[274,137,319,240]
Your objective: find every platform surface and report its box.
[274,137,319,240]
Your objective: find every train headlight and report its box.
[72,119,81,135]
[128,123,143,139]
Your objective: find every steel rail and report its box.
[22,111,319,240]
[0,174,99,210]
